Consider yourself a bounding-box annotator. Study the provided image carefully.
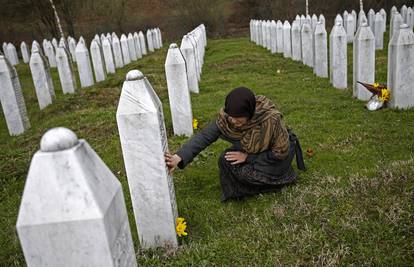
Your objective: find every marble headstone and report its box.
[68,37,77,62]
[301,22,313,67]
[75,41,95,88]
[181,35,199,94]
[112,35,125,68]
[45,41,57,68]
[291,20,302,61]
[102,38,116,74]
[146,30,154,52]
[133,32,143,59]
[270,20,277,54]
[276,20,284,53]
[120,34,131,65]
[56,46,77,94]
[282,21,292,58]
[345,14,355,43]
[90,40,107,82]
[20,42,30,63]
[127,33,138,61]
[7,43,19,66]
[139,31,147,55]
[329,22,347,89]
[374,13,384,50]
[314,22,328,78]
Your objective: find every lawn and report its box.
[1,33,413,266]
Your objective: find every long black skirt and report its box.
[218,149,297,202]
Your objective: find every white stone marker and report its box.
[319,14,326,28]
[374,13,384,50]
[312,14,318,31]
[68,37,77,62]
[276,20,284,53]
[0,55,30,135]
[291,20,302,61]
[358,10,368,26]
[90,40,107,82]
[368,9,376,34]
[345,14,355,43]
[139,31,147,55]
[112,35,124,69]
[20,42,30,63]
[75,41,95,88]
[407,8,414,28]
[116,70,179,249]
[388,24,414,109]
[181,35,199,94]
[301,22,313,67]
[380,8,387,31]
[353,23,375,100]
[329,22,347,89]
[390,13,403,40]
[343,11,349,31]
[133,32,142,59]
[120,34,131,65]
[29,46,55,109]
[146,30,154,52]
[7,43,19,66]
[314,22,328,78]
[102,38,116,74]
[282,21,292,58]
[270,20,277,54]
[351,10,357,32]
[152,29,159,49]
[401,5,408,22]
[2,42,7,55]
[265,20,272,50]
[52,38,58,50]
[335,14,343,25]
[165,44,193,136]
[56,46,77,94]
[158,28,163,47]
[127,33,138,61]
[188,34,201,81]
[16,127,137,266]
[45,41,57,68]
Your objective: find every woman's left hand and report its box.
[225,151,248,165]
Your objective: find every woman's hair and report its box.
[224,87,256,119]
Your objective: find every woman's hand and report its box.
[165,152,182,173]
[225,151,248,165]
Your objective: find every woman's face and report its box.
[228,116,249,128]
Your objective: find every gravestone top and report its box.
[126,70,144,81]
[170,43,178,49]
[40,127,79,152]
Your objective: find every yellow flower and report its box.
[176,217,188,237]
[379,88,390,102]
[176,217,185,224]
[193,119,198,130]
[373,82,380,88]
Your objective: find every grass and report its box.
[1,32,413,266]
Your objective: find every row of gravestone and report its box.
[250,5,414,109]
[16,25,207,266]
[0,28,162,137]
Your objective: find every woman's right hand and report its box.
[164,152,182,173]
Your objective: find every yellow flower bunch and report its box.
[379,88,390,102]
[193,119,199,130]
[373,82,380,88]
[176,217,187,237]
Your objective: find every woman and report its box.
[165,87,305,202]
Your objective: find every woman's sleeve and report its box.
[176,121,221,169]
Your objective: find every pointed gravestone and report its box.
[351,10,357,32]
[68,37,77,62]
[345,14,355,43]
[358,10,368,26]
[56,45,77,94]
[29,46,55,109]
[368,9,376,34]
[116,70,179,249]
[112,35,124,69]
[75,41,94,88]
[270,20,277,54]
[139,31,147,55]
[181,35,199,94]
[16,127,137,266]
[343,11,349,31]
[374,13,384,50]
[165,44,193,136]
[401,5,408,22]
[407,8,413,28]
[291,20,302,61]
[146,30,154,52]
[330,22,347,89]
[314,22,328,78]
[90,40,107,82]
[127,33,138,61]
[282,21,292,58]
[152,29,159,49]
[120,34,131,65]
[390,13,404,40]
[312,14,318,31]
[335,14,343,26]
[319,14,326,28]
[380,9,387,31]
[276,21,284,53]
[388,24,414,109]
[353,23,375,100]
[52,38,58,50]
[7,43,19,66]
[301,22,313,67]
[45,41,57,68]
[0,55,30,135]
[257,21,263,46]
[158,28,163,47]
[133,32,142,59]
[102,38,116,74]
[2,42,7,55]
[20,42,30,64]
[265,21,272,50]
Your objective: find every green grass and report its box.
[1,33,413,266]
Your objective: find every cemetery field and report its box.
[1,36,414,266]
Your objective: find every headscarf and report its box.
[224,87,256,118]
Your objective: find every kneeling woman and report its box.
[165,87,305,202]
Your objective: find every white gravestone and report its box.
[133,32,142,59]
[374,13,384,50]
[343,11,349,31]
[390,13,403,40]
[265,21,272,50]
[139,31,147,55]
[407,8,413,28]
[353,23,375,100]
[301,23,313,67]
[165,44,193,136]
[380,9,387,31]
[345,15,355,43]
[56,46,77,94]
[146,30,154,52]
[188,34,201,81]
[388,24,414,109]
[276,20,284,53]
[102,38,116,74]
[112,35,125,69]
[319,14,326,28]
[2,42,7,55]
[75,41,95,88]
[335,14,343,26]
[68,37,77,62]
[7,43,19,66]
[152,29,159,49]
[401,5,408,22]
[16,127,138,266]
[329,22,347,89]
[29,47,55,109]
[181,35,199,94]
[368,9,375,34]
[45,42,57,68]
[358,10,368,26]
[0,55,30,135]
[20,42,30,63]
[282,21,292,58]
[312,14,318,31]
[127,33,138,61]
[157,28,163,47]
[270,20,277,54]
[351,10,357,32]
[52,38,58,50]
[314,22,328,78]
[90,40,107,82]
[116,70,179,249]
[120,34,131,65]
[291,20,302,61]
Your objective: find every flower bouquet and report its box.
[357,81,391,111]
